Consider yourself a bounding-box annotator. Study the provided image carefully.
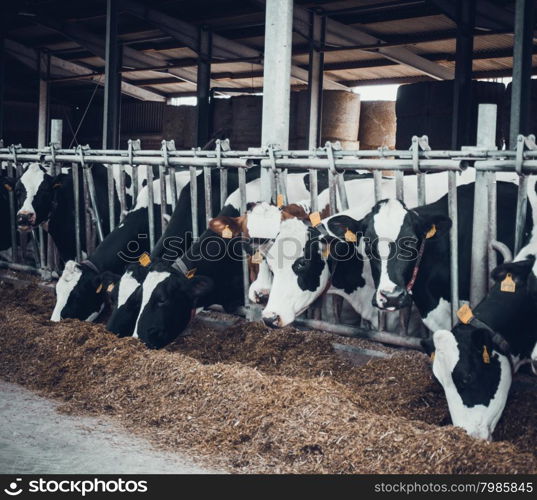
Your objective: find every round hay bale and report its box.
[358,101,396,149]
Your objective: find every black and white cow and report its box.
[50,171,193,322]
[254,171,478,328]
[423,250,537,440]
[107,172,313,346]
[15,162,118,262]
[328,181,532,332]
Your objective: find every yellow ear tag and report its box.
[95,283,103,294]
[251,250,263,264]
[500,273,516,293]
[185,268,197,279]
[425,224,437,239]
[344,228,357,243]
[222,225,233,239]
[107,283,115,293]
[276,194,284,208]
[430,352,435,362]
[4,183,12,191]
[309,212,321,227]
[457,303,474,324]
[482,345,491,364]
[138,252,151,267]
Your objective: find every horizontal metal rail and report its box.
[1,135,535,352]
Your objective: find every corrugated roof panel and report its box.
[362,14,456,36]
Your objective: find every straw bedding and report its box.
[0,281,536,474]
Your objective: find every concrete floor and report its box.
[0,380,222,474]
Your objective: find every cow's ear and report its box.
[491,257,535,284]
[326,215,364,242]
[2,177,15,192]
[209,215,245,238]
[51,173,68,189]
[187,275,214,300]
[281,203,310,221]
[416,213,451,240]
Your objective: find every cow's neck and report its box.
[410,241,451,319]
[473,289,537,360]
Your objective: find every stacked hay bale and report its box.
[358,101,396,150]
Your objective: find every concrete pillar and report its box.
[260,0,294,201]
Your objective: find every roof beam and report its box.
[429,0,513,31]
[288,0,454,80]
[121,0,348,91]
[5,39,165,102]
[28,11,208,86]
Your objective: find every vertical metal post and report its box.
[117,163,127,221]
[448,170,459,324]
[395,170,404,202]
[470,104,497,306]
[146,164,155,251]
[103,0,121,231]
[197,27,212,148]
[487,171,497,287]
[203,165,212,227]
[72,164,82,262]
[260,0,293,202]
[159,164,168,233]
[307,11,324,212]
[7,162,17,262]
[217,140,228,209]
[373,170,383,202]
[189,167,199,240]
[48,120,62,273]
[509,0,534,149]
[451,0,475,149]
[514,135,528,254]
[83,173,94,255]
[168,167,177,212]
[238,166,251,312]
[83,167,104,243]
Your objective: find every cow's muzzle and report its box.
[262,313,281,328]
[254,290,270,305]
[374,286,411,310]
[17,211,36,230]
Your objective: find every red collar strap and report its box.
[406,237,427,293]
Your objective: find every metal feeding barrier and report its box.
[1,132,536,350]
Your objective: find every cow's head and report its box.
[261,218,332,327]
[245,201,306,305]
[425,258,536,440]
[51,260,118,322]
[107,264,150,337]
[329,199,451,311]
[15,163,65,230]
[132,261,213,349]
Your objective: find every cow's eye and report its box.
[293,258,307,273]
